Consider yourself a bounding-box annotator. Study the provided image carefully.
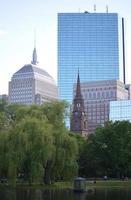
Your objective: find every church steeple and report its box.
[70,71,88,137]
[73,70,84,112]
[31,31,38,65]
[75,69,82,99]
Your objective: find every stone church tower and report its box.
[70,72,88,137]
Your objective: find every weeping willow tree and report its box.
[40,101,78,184]
[0,100,78,185]
[9,117,54,185]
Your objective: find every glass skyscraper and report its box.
[58,12,125,103]
[110,100,131,122]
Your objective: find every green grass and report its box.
[0,181,73,189]
[87,180,131,188]
[1,180,131,189]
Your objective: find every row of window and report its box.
[11,95,32,99]
[82,90,116,99]
[11,84,33,88]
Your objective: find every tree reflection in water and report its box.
[0,188,131,200]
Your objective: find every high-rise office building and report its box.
[9,48,58,105]
[58,12,125,103]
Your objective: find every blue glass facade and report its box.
[110,100,131,122]
[58,13,124,103]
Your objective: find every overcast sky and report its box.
[0,0,131,94]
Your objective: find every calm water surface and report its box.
[0,188,131,200]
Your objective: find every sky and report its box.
[0,0,131,94]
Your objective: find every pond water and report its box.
[0,188,131,200]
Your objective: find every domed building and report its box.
[8,47,58,105]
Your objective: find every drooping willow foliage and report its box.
[0,100,78,185]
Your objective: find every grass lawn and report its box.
[52,180,131,189]
[87,180,131,188]
[1,180,131,189]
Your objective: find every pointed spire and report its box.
[94,4,96,12]
[71,69,88,136]
[31,30,38,65]
[34,29,36,48]
[75,69,82,98]
[106,5,109,13]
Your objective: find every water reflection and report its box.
[0,188,131,200]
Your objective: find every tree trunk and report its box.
[44,160,52,184]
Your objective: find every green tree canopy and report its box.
[79,121,131,178]
[0,100,78,185]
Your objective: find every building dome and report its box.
[9,47,58,105]
[13,45,56,84]
[13,63,56,84]
[14,64,53,79]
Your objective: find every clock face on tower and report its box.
[74,111,81,118]
[74,111,78,116]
